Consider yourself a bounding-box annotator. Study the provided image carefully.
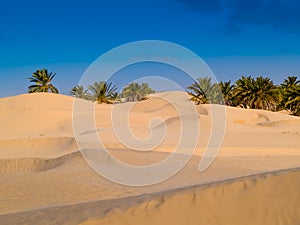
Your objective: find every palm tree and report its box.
[276,76,299,113]
[219,81,235,106]
[233,76,252,108]
[278,76,300,115]
[285,85,300,116]
[27,69,59,93]
[209,83,223,104]
[70,85,88,99]
[121,82,151,102]
[110,92,120,103]
[282,76,300,89]
[141,83,155,94]
[233,76,277,110]
[187,77,222,104]
[88,81,117,104]
[187,77,210,104]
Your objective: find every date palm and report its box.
[141,83,155,94]
[234,76,276,110]
[276,76,299,112]
[219,81,234,106]
[88,81,117,104]
[187,77,222,104]
[121,82,150,102]
[285,85,300,116]
[282,76,300,89]
[280,76,300,115]
[70,85,88,99]
[233,76,252,108]
[27,69,59,93]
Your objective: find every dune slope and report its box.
[0,92,300,224]
[1,168,300,225]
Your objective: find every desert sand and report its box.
[0,92,300,225]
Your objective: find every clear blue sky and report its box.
[1,0,300,97]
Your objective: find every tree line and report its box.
[27,69,155,104]
[187,76,300,116]
[27,69,300,116]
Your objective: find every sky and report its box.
[0,0,300,97]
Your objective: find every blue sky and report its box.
[0,0,300,97]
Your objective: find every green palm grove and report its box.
[188,75,300,116]
[69,81,155,104]
[27,69,299,116]
[120,82,155,102]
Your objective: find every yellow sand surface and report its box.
[0,92,299,224]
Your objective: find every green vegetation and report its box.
[188,76,300,116]
[70,81,154,104]
[219,81,234,106]
[187,77,222,104]
[87,81,118,104]
[120,82,155,102]
[279,76,300,116]
[69,85,89,99]
[26,69,299,115]
[233,76,277,110]
[27,69,59,93]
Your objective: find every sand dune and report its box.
[1,168,300,225]
[0,150,85,174]
[153,114,200,129]
[79,169,300,225]
[1,92,300,224]
[0,136,77,159]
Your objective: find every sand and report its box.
[0,92,300,224]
